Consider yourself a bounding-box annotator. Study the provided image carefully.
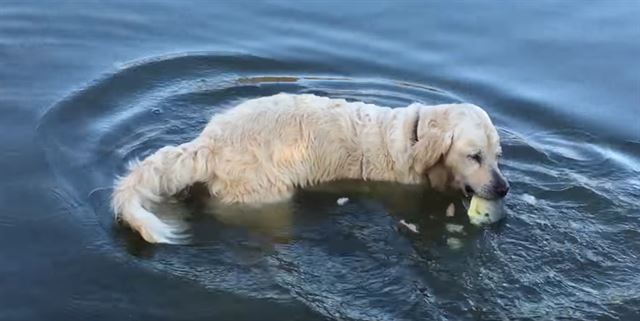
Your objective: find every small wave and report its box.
[36,52,640,321]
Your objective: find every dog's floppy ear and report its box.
[410,107,454,173]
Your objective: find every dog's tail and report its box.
[111,141,212,243]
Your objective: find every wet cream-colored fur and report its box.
[112,93,504,243]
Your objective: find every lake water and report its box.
[2,1,639,320]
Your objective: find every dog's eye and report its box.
[468,152,482,163]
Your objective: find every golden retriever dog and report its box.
[112,93,509,243]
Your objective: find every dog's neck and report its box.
[348,103,449,185]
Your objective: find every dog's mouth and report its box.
[462,184,508,201]
[461,185,474,211]
[463,184,475,198]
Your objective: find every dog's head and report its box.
[411,103,509,199]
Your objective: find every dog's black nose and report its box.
[495,184,509,198]
[491,169,509,198]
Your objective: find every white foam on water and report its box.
[447,237,463,250]
[398,220,419,233]
[446,203,455,217]
[521,193,537,205]
[445,223,464,234]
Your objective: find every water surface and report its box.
[2,1,639,320]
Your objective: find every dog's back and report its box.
[113,93,425,243]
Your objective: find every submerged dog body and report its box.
[112,93,508,243]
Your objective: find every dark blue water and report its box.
[2,1,639,320]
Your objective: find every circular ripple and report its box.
[37,53,466,320]
[37,53,640,321]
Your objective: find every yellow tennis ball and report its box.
[467,196,505,225]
